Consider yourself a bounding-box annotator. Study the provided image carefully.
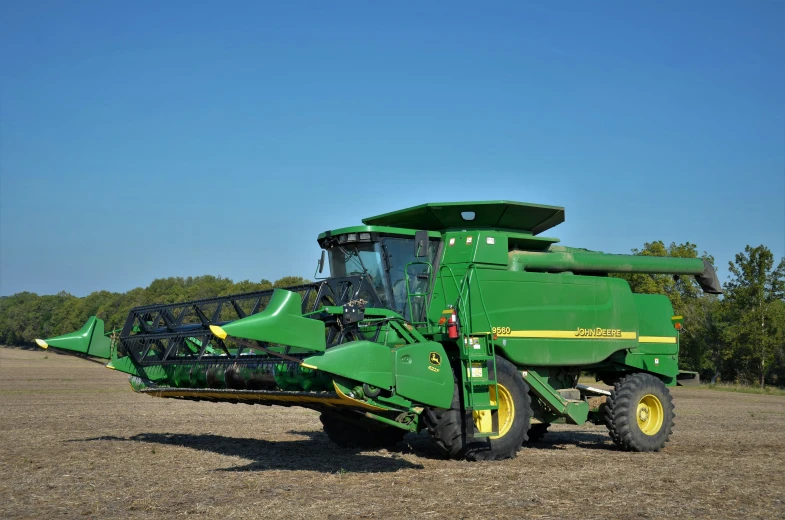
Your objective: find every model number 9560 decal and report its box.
[492,326,511,335]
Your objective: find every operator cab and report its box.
[317,230,439,322]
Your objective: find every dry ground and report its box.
[1,347,783,519]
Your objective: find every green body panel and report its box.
[220,289,326,352]
[392,341,453,409]
[304,339,452,409]
[106,354,142,376]
[612,352,679,385]
[115,357,167,381]
[632,294,679,355]
[469,269,639,366]
[304,340,395,389]
[42,316,111,359]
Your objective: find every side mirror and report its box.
[318,250,326,273]
[414,230,429,258]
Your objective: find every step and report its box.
[466,406,500,438]
[465,355,495,362]
[556,388,581,401]
[464,378,497,386]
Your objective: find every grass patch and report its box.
[691,382,785,396]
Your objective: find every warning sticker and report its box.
[467,365,484,378]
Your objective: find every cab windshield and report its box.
[327,237,438,320]
[328,243,388,306]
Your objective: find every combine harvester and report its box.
[37,201,721,461]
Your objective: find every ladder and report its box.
[463,332,500,437]
[445,264,501,437]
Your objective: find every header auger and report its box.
[37,201,721,460]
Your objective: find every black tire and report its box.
[597,372,622,386]
[320,412,406,449]
[423,356,532,461]
[527,422,550,443]
[604,373,675,452]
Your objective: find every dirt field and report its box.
[1,347,783,519]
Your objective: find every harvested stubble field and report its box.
[1,348,783,520]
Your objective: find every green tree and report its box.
[0,274,310,346]
[273,276,310,288]
[769,299,785,387]
[723,245,785,388]
[680,295,731,383]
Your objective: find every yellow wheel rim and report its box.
[472,384,515,439]
[637,394,664,435]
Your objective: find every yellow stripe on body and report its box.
[638,336,678,344]
[498,330,675,343]
[498,330,637,340]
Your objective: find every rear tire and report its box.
[604,373,675,452]
[423,356,532,461]
[320,412,406,449]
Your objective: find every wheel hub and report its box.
[472,384,515,439]
[636,393,664,436]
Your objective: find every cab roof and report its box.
[362,200,564,235]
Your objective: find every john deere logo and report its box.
[429,352,442,366]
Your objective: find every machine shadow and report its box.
[287,429,439,458]
[71,432,425,473]
[525,431,617,451]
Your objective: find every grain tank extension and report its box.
[37,201,720,461]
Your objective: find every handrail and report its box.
[439,264,493,337]
[404,261,433,327]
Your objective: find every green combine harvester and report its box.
[36,201,721,461]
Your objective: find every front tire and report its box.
[604,373,675,452]
[423,356,532,461]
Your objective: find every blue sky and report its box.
[1,1,783,296]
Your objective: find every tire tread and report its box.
[604,373,675,452]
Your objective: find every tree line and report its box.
[1,243,783,388]
[0,275,309,347]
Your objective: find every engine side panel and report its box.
[469,269,639,366]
